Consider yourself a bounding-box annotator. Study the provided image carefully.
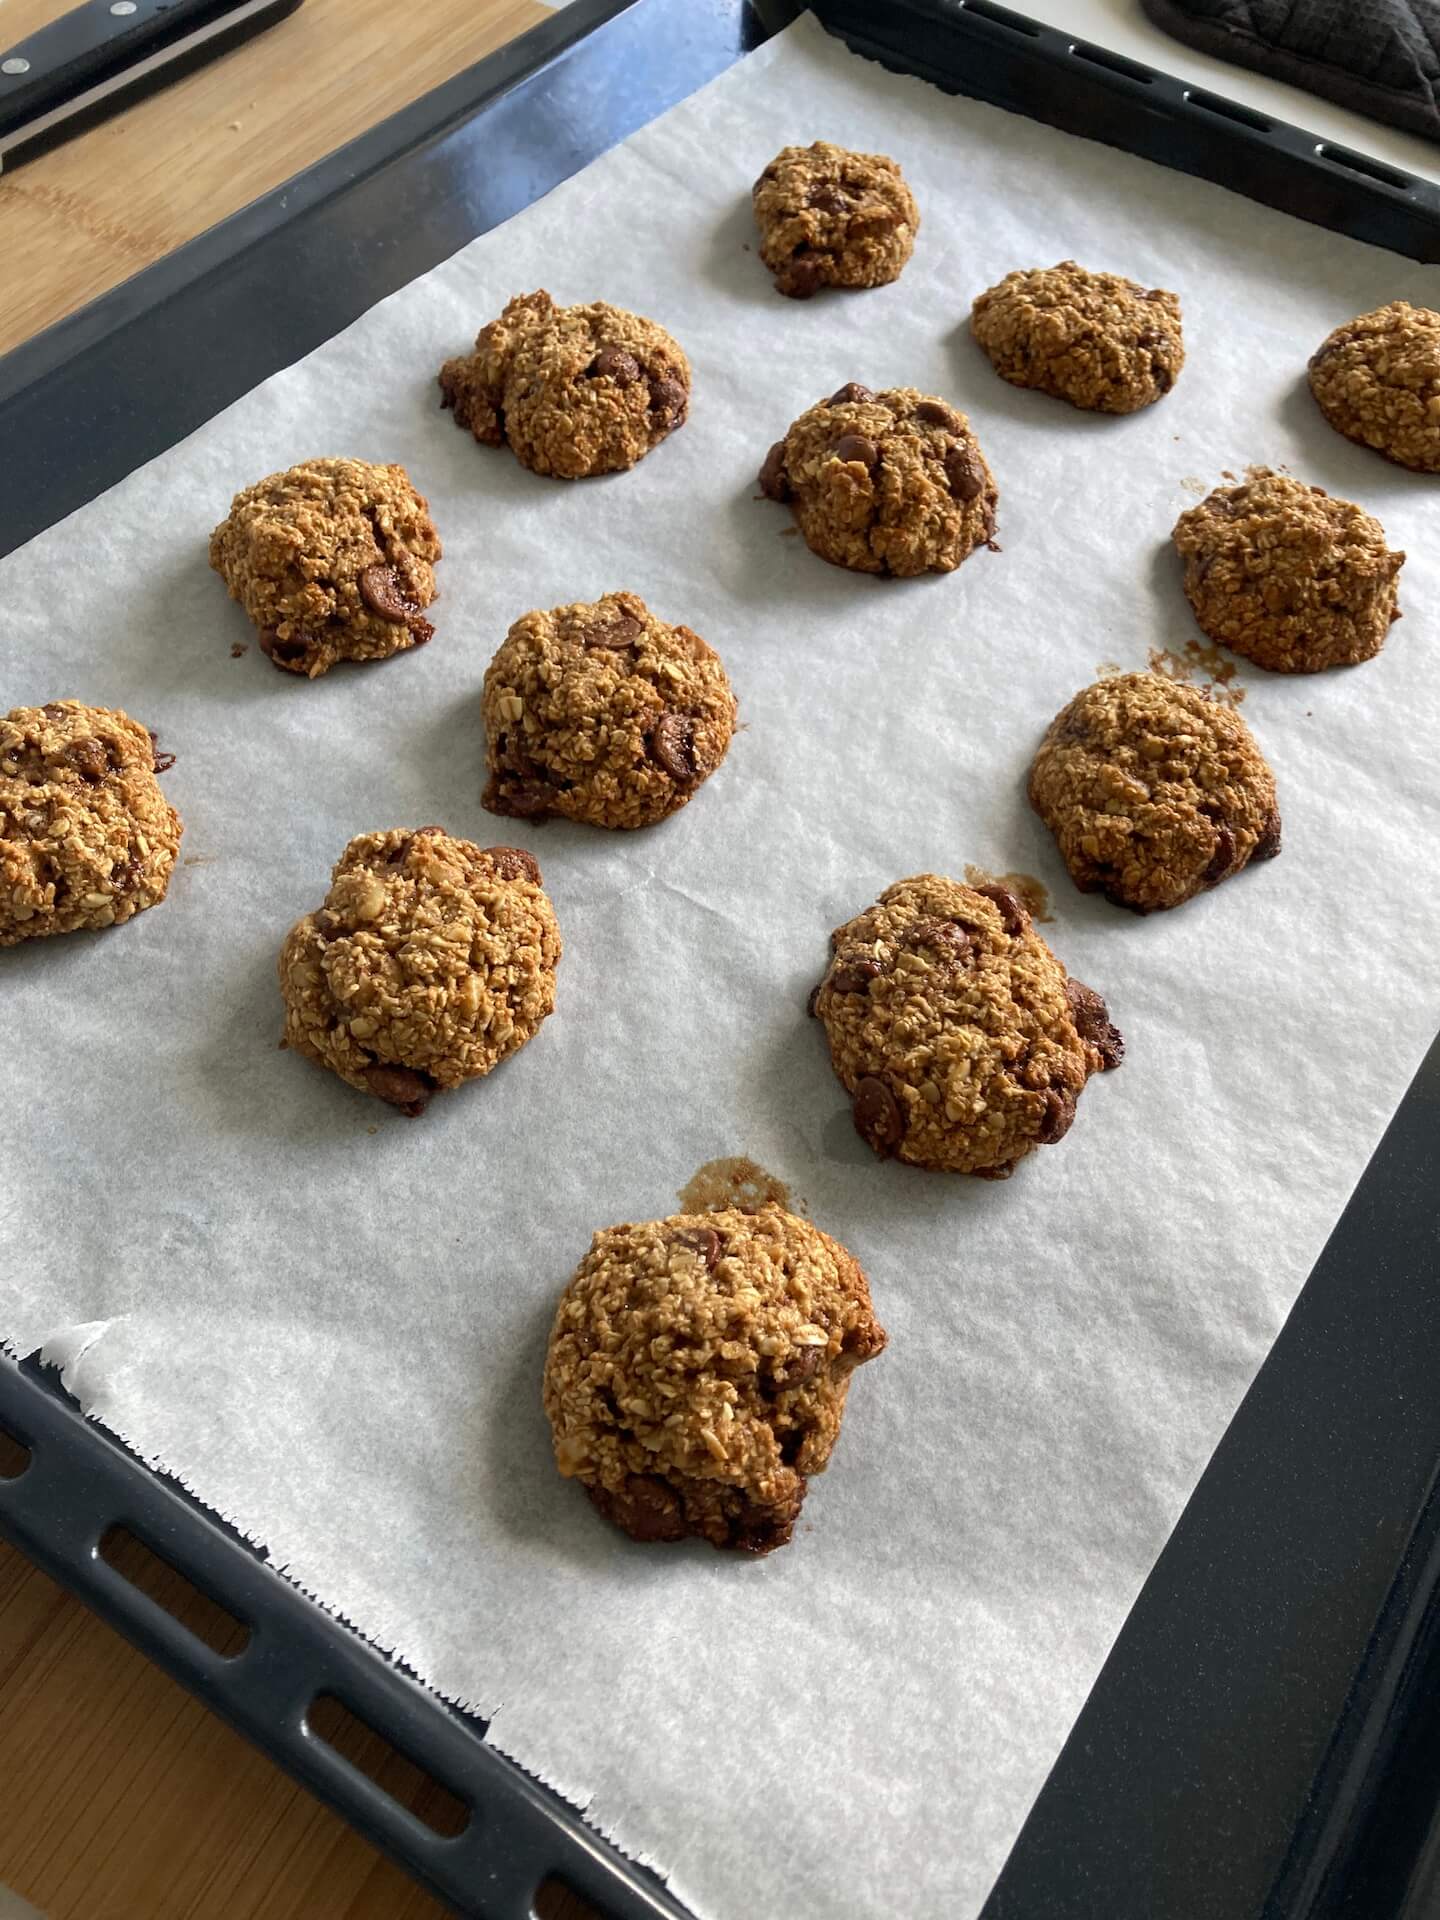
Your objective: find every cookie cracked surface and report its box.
[759,384,997,577]
[1308,301,1440,471]
[1,700,182,946]
[543,1204,886,1554]
[1173,469,1403,673]
[1029,672,1281,914]
[751,141,918,299]
[439,291,690,479]
[278,828,560,1115]
[481,592,736,829]
[971,261,1184,414]
[209,457,441,678]
[811,873,1122,1178]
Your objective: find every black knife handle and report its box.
[0,0,304,166]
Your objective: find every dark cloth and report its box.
[1140,0,1440,145]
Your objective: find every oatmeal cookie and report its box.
[0,700,181,946]
[209,457,440,678]
[971,261,1184,414]
[811,873,1122,1178]
[543,1204,886,1554]
[481,591,736,828]
[1029,672,1281,914]
[758,383,997,577]
[1173,469,1403,673]
[278,828,560,1115]
[439,290,690,479]
[1308,301,1440,471]
[751,141,919,299]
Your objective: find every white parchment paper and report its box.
[4,18,1440,1917]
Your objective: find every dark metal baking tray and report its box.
[3,2,1438,1915]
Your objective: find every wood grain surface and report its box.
[0,3,605,1910]
[0,0,551,355]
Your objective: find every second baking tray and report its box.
[3,2,1440,1916]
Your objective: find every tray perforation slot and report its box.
[0,1418,30,1479]
[535,1873,610,1919]
[1315,143,1415,192]
[1182,86,1274,133]
[305,1689,472,1839]
[1070,41,1155,84]
[97,1521,252,1658]
[960,0,1041,39]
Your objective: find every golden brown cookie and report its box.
[1029,673,1281,914]
[811,874,1122,1178]
[0,700,181,947]
[758,383,997,577]
[439,290,689,479]
[751,141,919,299]
[971,261,1184,414]
[543,1204,886,1554]
[278,828,560,1115]
[1173,469,1403,673]
[480,591,736,829]
[1308,301,1440,471]
[209,457,440,678]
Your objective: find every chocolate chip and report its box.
[583,613,643,649]
[973,882,1028,936]
[63,738,110,785]
[758,440,791,501]
[806,185,849,213]
[1135,330,1161,350]
[945,445,986,502]
[1152,359,1175,395]
[587,1475,687,1545]
[148,733,176,774]
[649,711,699,785]
[674,1225,722,1270]
[363,1064,436,1117]
[830,955,882,994]
[259,629,310,668]
[496,779,554,820]
[313,909,344,941]
[648,376,687,423]
[1253,808,1283,862]
[915,399,957,428]
[913,918,974,968]
[1202,821,1237,885]
[730,1493,800,1556]
[358,564,423,625]
[834,434,878,470]
[829,383,874,405]
[806,981,823,1018]
[589,346,641,387]
[110,856,144,893]
[483,845,541,885]
[853,1075,904,1157]
[778,250,826,299]
[1036,1085,1077,1145]
[1065,979,1124,1071]
[785,1345,825,1385]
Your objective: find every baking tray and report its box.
[3,2,1439,1915]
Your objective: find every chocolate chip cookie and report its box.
[209,457,440,678]
[481,591,736,828]
[543,1204,886,1554]
[811,874,1122,1178]
[439,290,689,479]
[758,384,997,577]
[1173,469,1404,673]
[1308,301,1440,472]
[971,261,1184,414]
[751,141,919,299]
[1029,672,1281,914]
[278,828,560,1116]
[1,700,182,946]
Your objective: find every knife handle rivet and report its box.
[110,1,138,13]
[1,57,30,74]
